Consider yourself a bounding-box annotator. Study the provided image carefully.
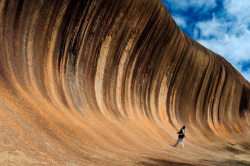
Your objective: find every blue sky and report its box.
[162,0,250,82]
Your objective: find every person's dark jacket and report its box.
[177,129,185,139]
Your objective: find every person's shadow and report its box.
[137,157,195,166]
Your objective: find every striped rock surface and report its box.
[0,0,249,165]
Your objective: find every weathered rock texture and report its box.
[0,0,249,165]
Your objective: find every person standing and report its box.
[173,125,185,149]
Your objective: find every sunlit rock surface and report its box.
[0,0,249,165]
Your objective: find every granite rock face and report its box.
[0,0,249,165]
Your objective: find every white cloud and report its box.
[194,0,250,81]
[197,26,250,81]
[196,18,224,37]
[172,15,187,28]
[198,32,250,63]
[164,0,216,12]
[224,0,250,20]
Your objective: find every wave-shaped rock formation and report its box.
[0,0,249,165]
